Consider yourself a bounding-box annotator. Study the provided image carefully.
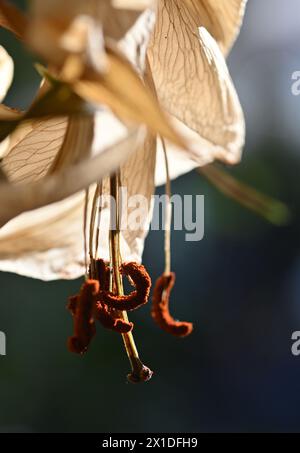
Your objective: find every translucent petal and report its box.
[148,18,245,166]
[0,45,13,103]
[0,129,155,280]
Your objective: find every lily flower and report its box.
[0,0,248,382]
[0,0,181,263]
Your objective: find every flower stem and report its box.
[83,188,90,280]
[110,174,153,383]
[161,138,172,275]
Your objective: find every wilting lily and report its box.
[0,0,248,382]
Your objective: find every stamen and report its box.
[95,302,134,334]
[93,259,134,333]
[151,139,193,338]
[152,273,193,338]
[89,185,100,276]
[67,279,99,354]
[95,182,103,260]
[100,262,151,311]
[161,137,172,275]
[83,188,90,279]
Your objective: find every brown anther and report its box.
[92,259,134,333]
[67,280,99,354]
[94,302,134,334]
[152,273,193,338]
[100,262,151,311]
[127,365,154,384]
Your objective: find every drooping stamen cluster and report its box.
[69,174,154,383]
[67,259,152,353]
[152,272,193,338]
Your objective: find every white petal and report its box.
[112,0,154,10]
[148,9,245,166]
[117,8,156,73]
[89,115,157,264]
[155,102,244,185]
[0,126,146,227]
[92,109,128,154]
[0,129,155,280]
[2,118,68,183]
[0,46,13,103]
[180,0,247,54]
[28,0,153,67]
[0,192,87,281]
[155,140,197,186]
[120,133,156,261]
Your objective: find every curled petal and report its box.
[67,279,99,354]
[148,6,245,167]
[100,262,151,311]
[169,0,248,56]
[152,273,193,338]
[75,48,186,150]
[28,0,153,66]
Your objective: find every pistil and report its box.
[110,173,153,383]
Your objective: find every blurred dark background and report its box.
[1,0,300,433]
